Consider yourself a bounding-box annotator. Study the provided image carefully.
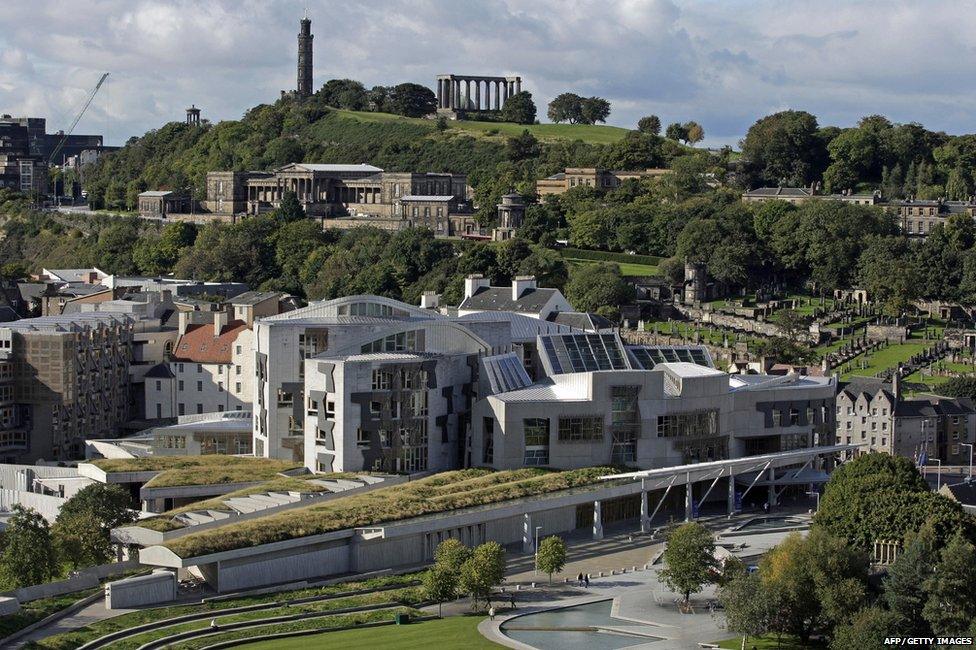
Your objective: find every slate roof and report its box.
[172,320,248,364]
[230,291,280,306]
[744,187,813,198]
[459,287,559,314]
[548,311,612,332]
[293,163,383,173]
[943,481,976,506]
[145,363,175,379]
[399,195,454,202]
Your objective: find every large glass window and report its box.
[611,386,640,463]
[482,418,494,465]
[657,410,719,438]
[361,330,419,354]
[558,416,604,442]
[523,418,550,466]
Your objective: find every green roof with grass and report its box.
[90,456,302,489]
[162,467,612,559]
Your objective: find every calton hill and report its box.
[4,78,976,390]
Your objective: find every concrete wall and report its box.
[0,489,65,522]
[3,560,139,603]
[215,539,349,593]
[105,570,177,609]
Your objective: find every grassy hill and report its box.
[333,109,632,145]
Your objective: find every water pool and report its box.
[501,599,664,650]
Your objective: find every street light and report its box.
[962,443,974,480]
[533,526,542,575]
[805,491,820,513]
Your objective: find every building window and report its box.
[197,381,203,392]
[789,408,799,426]
[277,390,293,406]
[178,403,185,416]
[482,418,494,465]
[357,428,370,448]
[372,369,392,390]
[235,382,241,393]
[558,416,604,442]
[523,418,550,466]
[155,380,161,391]
[657,410,719,438]
[370,401,382,415]
[178,380,184,391]
[196,403,203,414]
[197,364,203,373]
[325,400,336,418]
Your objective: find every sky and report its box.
[1,0,974,148]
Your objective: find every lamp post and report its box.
[962,443,974,480]
[533,526,542,575]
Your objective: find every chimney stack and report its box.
[213,309,229,337]
[420,291,440,310]
[512,275,537,301]
[464,274,490,300]
[892,366,902,402]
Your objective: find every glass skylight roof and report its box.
[626,345,713,370]
[540,333,630,374]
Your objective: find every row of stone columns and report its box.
[436,77,522,111]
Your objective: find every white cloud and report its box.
[0,0,973,148]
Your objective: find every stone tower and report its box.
[297,15,313,98]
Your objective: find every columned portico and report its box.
[436,74,523,112]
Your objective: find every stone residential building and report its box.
[835,375,976,465]
[0,313,133,462]
[537,167,670,197]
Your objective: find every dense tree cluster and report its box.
[547,93,611,125]
[720,454,976,647]
[739,110,975,198]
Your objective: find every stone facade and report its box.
[537,167,669,197]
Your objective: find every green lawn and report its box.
[333,109,632,144]
[717,634,823,649]
[841,340,931,381]
[235,616,501,650]
[0,588,99,639]
[565,258,659,277]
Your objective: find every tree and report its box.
[659,522,717,605]
[719,572,771,648]
[52,483,136,569]
[275,190,306,222]
[501,91,536,125]
[535,536,566,584]
[423,563,459,617]
[579,97,611,125]
[922,532,976,635]
[770,309,807,340]
[637,115,661,135]
[760,529,868,642]
[318,78,368,110]
[547,93,583,124]
[940,376,976,400]
[740,110,827,186]
[386,83,437,118]
[563,263,635,320]
[1,505,57,588]
[459,541,506,609]
[831,607,902,650]
[883,521,937,635]
[434,538,472,572]
[506,130,540,162]
[665,122,688,143]
[684,121,704,146]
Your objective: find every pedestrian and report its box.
[584,574,590,588]
[763,502,769,515]
[510,593,516,609]
[210,618,219,630]
[577,571,584,587]
[489,606,495,621]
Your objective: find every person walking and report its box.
[577,571,584,586]
[510,593,517,610]
[584,574,590,588]
[488,606,495,621]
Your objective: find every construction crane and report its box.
[48,72,109,165]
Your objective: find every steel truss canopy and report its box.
[599,444,857,491]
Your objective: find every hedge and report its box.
[558,247,661,266]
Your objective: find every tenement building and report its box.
[537,167,669,197]
[0,313,133,462]
[835,375,976,465]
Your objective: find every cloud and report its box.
[0,0,973,148]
